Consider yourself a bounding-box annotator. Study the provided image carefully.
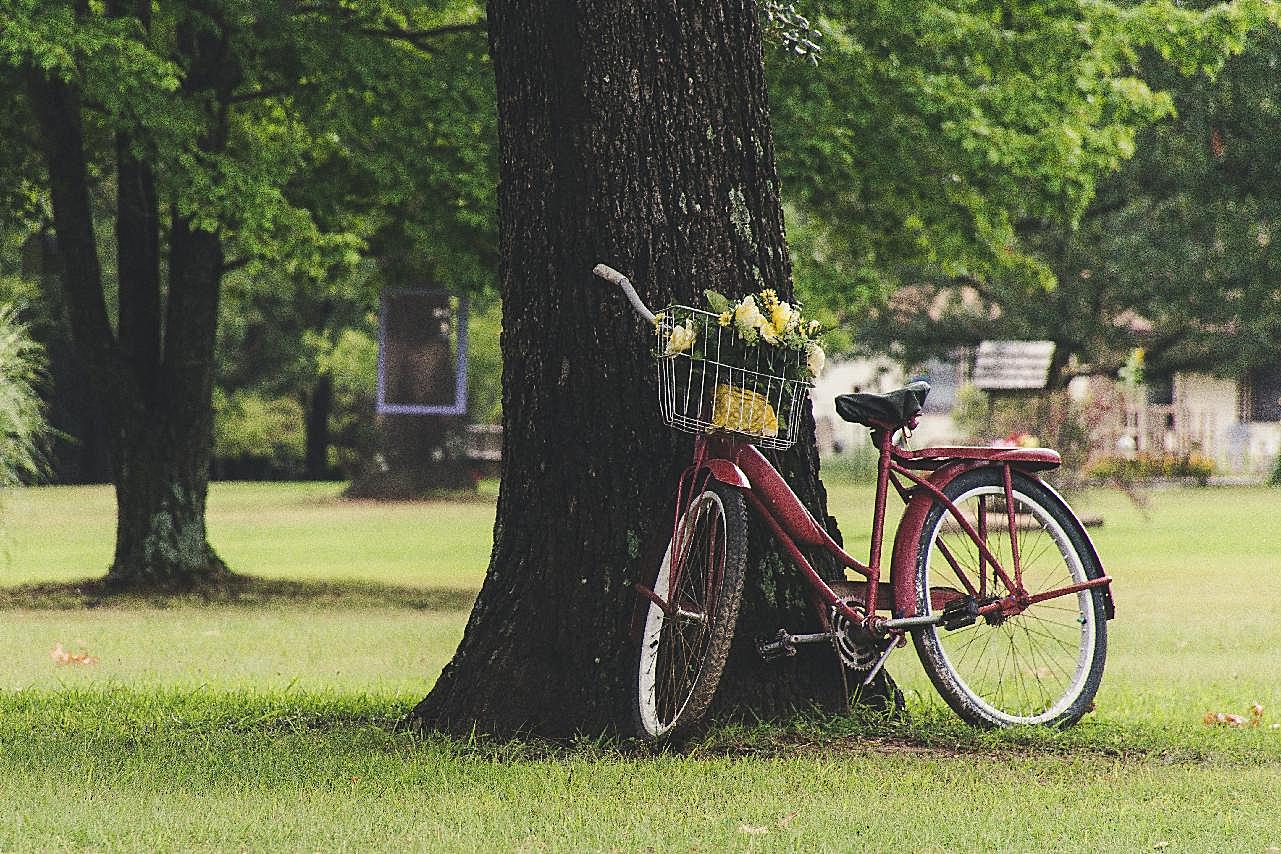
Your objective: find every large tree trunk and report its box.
[410,0,895,738]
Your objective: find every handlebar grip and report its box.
[592,263,629,287]
[592,263,656,325]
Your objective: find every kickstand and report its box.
[860,638,898,688]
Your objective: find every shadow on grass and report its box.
[0,576,479,611]
[1,685,1268,765]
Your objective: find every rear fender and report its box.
[890,461,1114,619]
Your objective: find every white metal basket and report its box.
[655,306,811,450]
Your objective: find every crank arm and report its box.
[758,628,835,661]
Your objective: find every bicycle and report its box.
[592,263,1116,743]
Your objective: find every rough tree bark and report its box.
[25,5,236,589]
[409,0,896,738]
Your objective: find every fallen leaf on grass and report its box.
[1203,703,1264,728]
[50,643,98,666]
[738,824,769,836]
[777,811,798,828]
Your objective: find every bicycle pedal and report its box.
[757,629,798,662]
[940,596,980,631]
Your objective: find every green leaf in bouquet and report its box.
[703,289,732,314]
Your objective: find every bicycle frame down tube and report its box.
[730,444,873,576]
[741,491,864,624]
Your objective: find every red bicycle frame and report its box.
[641,421,1114,642]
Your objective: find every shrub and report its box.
[212,389,305,470]
[951,383,1094,489]
[1087,451,1215,486]
[0,303,48,492]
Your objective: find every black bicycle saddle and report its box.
[834,380,931,428]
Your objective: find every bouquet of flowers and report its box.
[653,288,825,446]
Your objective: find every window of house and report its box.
[1146,372,1173,406]
[1246,368,1281,422]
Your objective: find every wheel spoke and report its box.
[636,485,746,740]
[915,473,1105,727]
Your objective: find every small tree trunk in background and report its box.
[304,374,333,480]
[409,0,895,738]
[347,282,476,497]
[345,414,474,498]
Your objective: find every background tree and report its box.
[0,1,493,587]
[769,0,1267,375]
[1072,24,1281,382]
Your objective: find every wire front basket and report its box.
[655,305,811,451]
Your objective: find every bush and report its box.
[1087,451,1215,486]
[0,304,48,491]
[213,389,305,471]
[951,384,1094,488]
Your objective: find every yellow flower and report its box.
[806,341,826,378]
[807,319,822,335]
[718,310,732,327]
[771,301,796,336]
[652,312,666,329]
[711,384,778,438]
[758,288,780,310]
[664,320,697,356]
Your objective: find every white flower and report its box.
[806,341,826,378]
[734,295,763,330]
[664,320,697,356]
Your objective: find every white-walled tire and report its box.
[634,481,747,743]
[912,468,1107,728]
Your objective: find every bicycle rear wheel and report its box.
[911,467,1107,727]
[634,480,747,742]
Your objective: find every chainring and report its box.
[830,596,879,671]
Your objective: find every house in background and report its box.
[814,352,1281,476]
[1122,369,1281,474]
[811,356,964,455]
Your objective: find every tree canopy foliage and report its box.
[770,0,1272,369]
[1074,23,1281,379]
[0,0,496,584]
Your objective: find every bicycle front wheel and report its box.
[911,467,1107,728]
[634,480,747,743]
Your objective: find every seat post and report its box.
[865,426,896,607]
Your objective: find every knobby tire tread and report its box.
[633,481,747,744]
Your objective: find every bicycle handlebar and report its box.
[593,263,656,325]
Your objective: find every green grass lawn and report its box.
[1,478,1280,850]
